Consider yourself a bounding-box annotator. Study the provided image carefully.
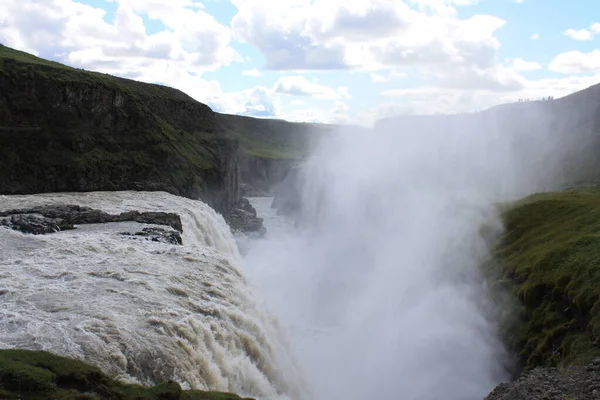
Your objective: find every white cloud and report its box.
[564,22,600,41]
[376,71,600,117]
[371,70,409,83]
[510,58,542,72]
[243,69,263,77]
[278,100,353,124]
[230,0,507,85]
[0,0,239,77]
[564,28,594,41]
[531,33,540,40]
[273,76,350,99]
[549,49,600,74]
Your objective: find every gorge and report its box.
[2,44,600,400]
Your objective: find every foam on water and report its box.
[0,191,301,399]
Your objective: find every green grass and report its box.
[216,113,336,161]
[0,349,253,400]
[0,44,193,103]
[488,185,600,370]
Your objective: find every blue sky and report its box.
[1,0,600,125]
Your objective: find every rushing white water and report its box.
[242,114,587,400]
[0,191,301,399]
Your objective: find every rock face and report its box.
[229,198,265,235]
[485,358,600,400]
[0,44,238,216]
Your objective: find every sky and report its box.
[1,0,599,126]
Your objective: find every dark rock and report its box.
[485,358,600,400]
[0,214,74,234]
[228,207,264,234]
[227,197,265,234]
[119,227,182,245]
[236,197,257,217]
[0,204,183,233]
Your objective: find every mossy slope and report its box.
[0,349,253,400]
[490,186,600,370]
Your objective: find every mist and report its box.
[242,99,600,400]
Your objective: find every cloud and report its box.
[278,100,353,124]
[230,0,507,85]
[0,0,239,77]
[274,76,350,99]
[564,28,594,41]
[510,58,542,72]
[531,33,540,40]
[549,49,600,74]
[564,22,600,41]
[377,71,600,118]
[243,69,263,77]
[371,70,409,83]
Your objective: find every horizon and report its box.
[1,0,599,126]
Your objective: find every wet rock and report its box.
[0,204,183,233]
[119,227,182,245]
[0,214,74,234]
[228,198,265,234]
[229,208,264,234]
[485,358,600,400]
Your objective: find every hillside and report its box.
[0,44,240,214]
[487,186,600,372]
[375,89,600,187]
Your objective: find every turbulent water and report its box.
[0,191,301,399]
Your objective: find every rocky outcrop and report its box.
[229,198,266,235]
[0,44,238,216]
[0,214,74,234]
[0,204,182,234]
[119,227,183,245]
[485,358,600,400]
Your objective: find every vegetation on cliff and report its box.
[0,44,238,215]
[489,186,600,371]
[0,349,253,400]
[216,112,332,160]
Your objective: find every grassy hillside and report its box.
[0,349,253,400]
[0,44,239,214]
[489,186,600,370]
[216,113,336,160]
[0,45,196,103]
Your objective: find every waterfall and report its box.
[0,191,302,399]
